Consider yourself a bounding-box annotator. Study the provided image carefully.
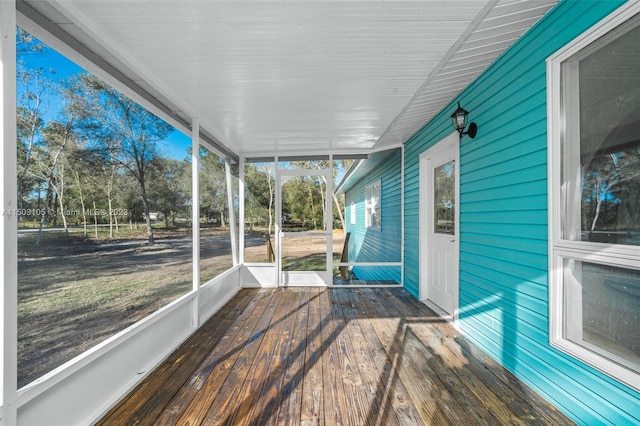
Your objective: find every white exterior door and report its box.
[419,132,459,319]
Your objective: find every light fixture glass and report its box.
[450,101,477,139]
[451,102,468,132]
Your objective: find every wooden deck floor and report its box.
[98,287,574,425]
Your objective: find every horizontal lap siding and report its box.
[345,150,401,282]
[402,1,639,424]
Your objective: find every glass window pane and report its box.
[230,162,240,264]
[564,259,640,373]
[434,161,455,235]
[365,181,381,229]
[562,17,640,245]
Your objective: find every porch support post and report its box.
[326,156,333,285]
[0,1,18,424]
[401,144,405,287]
[274,156,281,286]
[191,118,200,326]
[225,160,238,266]
[238,157,245,264]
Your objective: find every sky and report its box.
[18,29,193,162]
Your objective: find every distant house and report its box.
[337,1,640,423]
[144,212,164,222]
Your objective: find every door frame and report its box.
[419,131,460,324]
[275,168,333,287]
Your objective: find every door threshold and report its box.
[421,299,454,324]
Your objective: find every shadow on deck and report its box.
[98,287,574,425]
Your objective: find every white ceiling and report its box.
[19,0,557,160]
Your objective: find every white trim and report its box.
[239,157,246,264]
[547,1,640,392]
[274,156,281,286]
[419,131,460,324]
[191,119,200,327]
[327,155,334,285]
[401,144,405,287]
[547,1,640,65]
[242,265,278,288]
[1,1,18,424]
[225,160,238,266]
[281,271,328,287]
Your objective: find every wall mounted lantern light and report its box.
[451,102,477,139]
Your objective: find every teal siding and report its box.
[345,149,401,282]
[402,1,639,425]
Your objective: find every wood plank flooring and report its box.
[98,287,575,425]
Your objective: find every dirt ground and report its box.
[17,227,346,388]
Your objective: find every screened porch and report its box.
[0,1,584,425]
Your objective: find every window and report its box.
[548,3,640,391]
[350,201,356,225]
[434,161,455,235]
[365,181,381,228]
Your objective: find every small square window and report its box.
[350,202,356,225]
[365,181,381,229]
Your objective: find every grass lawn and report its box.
[17,225,231,388]
[16,225,345,388]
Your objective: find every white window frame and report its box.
[365,180,381,229]
[547,1,640,392]
[350,201,356,225]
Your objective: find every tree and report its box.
[148,157,191,228]
[67,148,95,236]
[333,159,354,231]
[16,70,50,218]
[244,163,275,234]
[16,27,44,56]
[281,174,324,230]
[81,74,173,245]
[283,160,353,231]
[199,148,228,228]
[16,28,49,221]
[582,147,640,239]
